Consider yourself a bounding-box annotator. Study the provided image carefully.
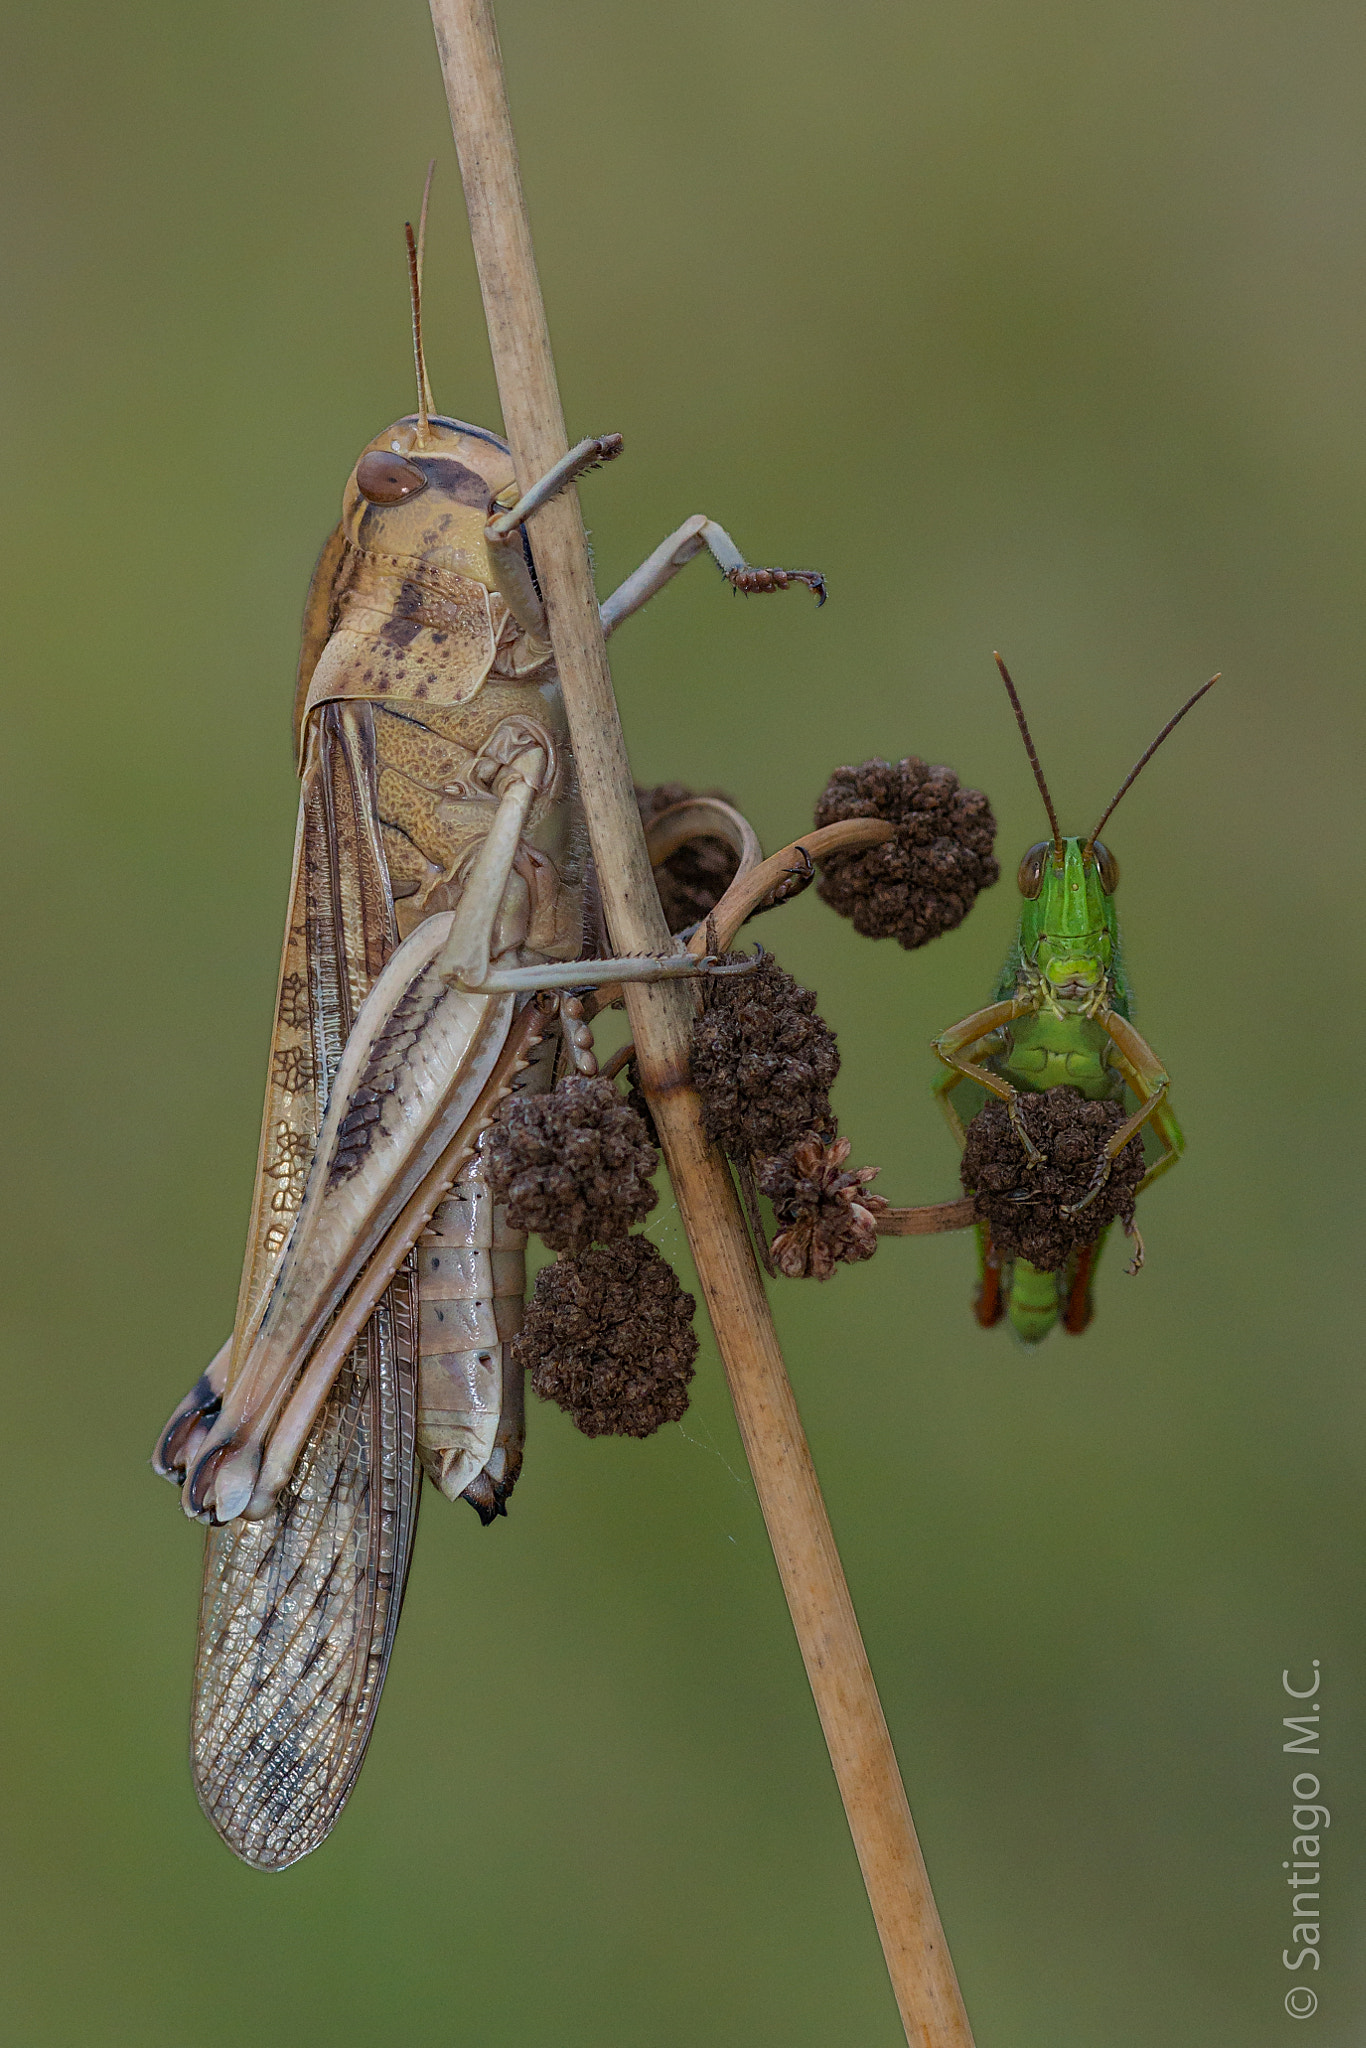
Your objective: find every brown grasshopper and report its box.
[153,219,822,1871]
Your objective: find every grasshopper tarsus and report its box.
[727,564,827,605]
[1006,1093,1045,1164]
[1062,1156,1114,1218]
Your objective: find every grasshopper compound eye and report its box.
[355,449,429,504]
[1017,841,1051,899]
[1092,840,1119,893]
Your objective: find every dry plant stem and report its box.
[429,8,974,2041]
[589,819,894,1014]
[878,1199,977,1236]
[698,818,894,948]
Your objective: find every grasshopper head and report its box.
[994,652,1217,1001]
[340,414,523,587]
[1016,836,1118,997]
[333,194,541,602]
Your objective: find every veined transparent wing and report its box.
[192,1274,419,1869]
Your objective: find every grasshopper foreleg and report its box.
[932,999,1044,1162]
[599,514,825,635]
[486,434,625,537]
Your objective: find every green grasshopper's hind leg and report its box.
[1062,1231,1109,1334]
[936,1028,1014,1327]
[974,1224,1006,1327]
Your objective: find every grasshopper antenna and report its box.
[405,160,437,442]
[995,652,1063,863]
[1086,674,1219,852]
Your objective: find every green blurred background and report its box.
[2,2,1362,2042]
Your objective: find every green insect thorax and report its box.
[996,838,1132,1017]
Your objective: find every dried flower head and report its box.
[689,953,839,1161]
[758,1136,887,1279]
[485,1076,658,1254]
[961,1086,1145,1272]
[814,756,999,947]
[517,1237,698,1438]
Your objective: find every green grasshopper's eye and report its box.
[1093,840,1119,893]
[355,450,429,504]
[1017,841,1051,899]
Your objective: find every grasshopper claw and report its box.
[1006,1094,1045,1164]
[1062,1156,1114,1218]
[704,945,764,978]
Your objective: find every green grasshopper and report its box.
[932,657,1215,1343]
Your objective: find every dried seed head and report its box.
[485,1076,658,1255]
[814,756,999,948]
[961,1086,1145,1272]
[758,1135,887,1280]
[636,782,742,934]
[689,953,839,1161]
[517,1237,699,1438]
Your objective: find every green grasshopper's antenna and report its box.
[404,160,437,443]
[1085,673,1219,854]
[995,652,1063,864]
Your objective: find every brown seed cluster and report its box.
[814,756,999,948]
[759,1137,887,1280]
[636,782,742,934]
[961,1086,1145,1272]
[688,952,883,1281]
[516,1237,698,1438]
[485,1076,658,1255]
[689,953,839,1161]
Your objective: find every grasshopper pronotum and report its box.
[153,210,823,1871]
[932,657,1214,1343]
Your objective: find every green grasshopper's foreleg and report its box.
[933,1065,971,1149]
[1065,1009,1182,1214]
[932,999,1043,1160]
[933,1027,1009,1149]
[1099,1010,1184,1194]
[599,515,826,636]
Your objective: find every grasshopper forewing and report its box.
[154,230,823,1869]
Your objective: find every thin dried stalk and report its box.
[427,9,975,2040]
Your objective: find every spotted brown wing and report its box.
[191,701,420,1868]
